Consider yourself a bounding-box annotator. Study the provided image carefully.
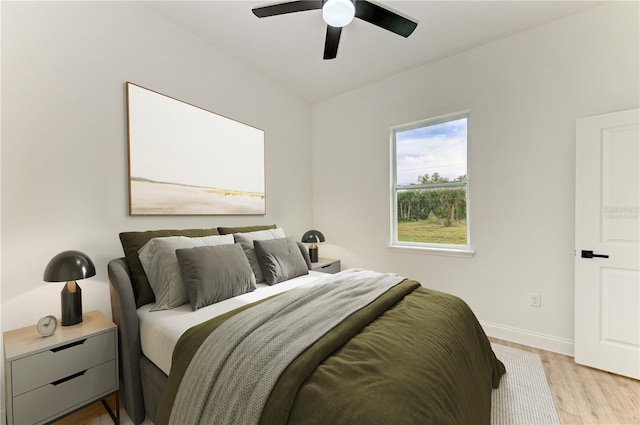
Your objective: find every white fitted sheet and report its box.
[137,271,328,375]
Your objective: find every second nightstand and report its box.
[311,258,341,274]
[3,310,119,425]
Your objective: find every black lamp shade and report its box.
[43,250,96,282]
[301,230,325,262]
[301,230,325,244]
[44,250,95,326]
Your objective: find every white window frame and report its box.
[390,111,474,257]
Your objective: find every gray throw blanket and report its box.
[168,269,404,425]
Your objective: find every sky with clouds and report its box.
[395,117,467,185]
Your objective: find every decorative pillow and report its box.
[217,224,276,235]
[296,241,312,270]
[233,228,286,283]
[138,234,234,310]
[254,237,309,285]
[119,228,220,308]
[176,244,257,311]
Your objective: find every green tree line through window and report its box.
[397,173,467,229]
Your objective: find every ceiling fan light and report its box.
[322,0,355,28]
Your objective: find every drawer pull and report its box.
[50,339,86,353]
[51,370,87,386]
[321,264,330,269]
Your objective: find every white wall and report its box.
[1,2,312,332]
[311,2,639,353]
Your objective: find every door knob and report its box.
[581,250,609,259]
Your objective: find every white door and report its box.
[575,108,640,380]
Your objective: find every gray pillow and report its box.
[176,244,257,311]
[297,241,312,270]
[119,227,220,308]
[233,228,286,283]
[138,234,234,311]
[254,237,309,285]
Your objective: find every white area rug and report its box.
[491,344,561,425]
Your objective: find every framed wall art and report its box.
[126,82,265,215]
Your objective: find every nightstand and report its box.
[3,310,119,425]
[311,258,341,274]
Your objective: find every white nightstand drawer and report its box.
[11,330,115,396]
[315,261,340,274]
[12,359,117,425]
[311,258,341,274]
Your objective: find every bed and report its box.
[108,225,505,425]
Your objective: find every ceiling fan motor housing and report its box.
[322,0,356,28]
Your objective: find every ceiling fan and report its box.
[252,0,418,60]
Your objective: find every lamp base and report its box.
[309,244,318,263]
[61,281,83,326]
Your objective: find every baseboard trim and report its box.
[481,321,574,357]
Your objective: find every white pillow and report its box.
[138,234,234,310]
[233,228,286,283]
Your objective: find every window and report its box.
[391,112,471,253]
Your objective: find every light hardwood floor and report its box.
[490,338,640,425]
[55,339,639,425]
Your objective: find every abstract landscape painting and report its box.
[126,82,265,215]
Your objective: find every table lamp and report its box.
[301,230,325,263]
[43,250,96,326]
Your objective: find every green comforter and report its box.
[157,280,505,425]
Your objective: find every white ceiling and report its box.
[143,1,604,103]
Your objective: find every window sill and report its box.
[388,244,475,258]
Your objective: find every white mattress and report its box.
[137,271,328,375]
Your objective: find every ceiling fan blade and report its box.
[252,1,322,18]
[323,25,342,60]
[355,0,418,37]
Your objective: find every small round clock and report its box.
[37,315,58,337]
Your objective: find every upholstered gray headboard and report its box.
[108,258,145,424]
